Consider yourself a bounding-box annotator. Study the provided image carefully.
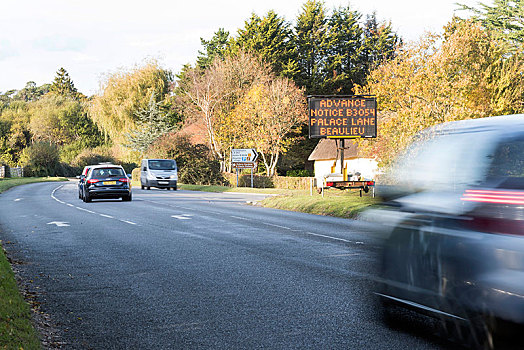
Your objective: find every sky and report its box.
[0,0,480,96]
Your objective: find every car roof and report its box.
[88,164,124,170]
[424,114,524,137]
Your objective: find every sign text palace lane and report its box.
[308,96,377,138]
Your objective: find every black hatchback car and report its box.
[82,164,131,202]
[362,115,524,348]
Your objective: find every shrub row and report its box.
[222,172,315,190]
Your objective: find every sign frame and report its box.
[308,95,377,139]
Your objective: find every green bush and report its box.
[72,148,116,168]
[19,142,60,177]
[286,169,312,177]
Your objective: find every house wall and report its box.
[313,158,378,187]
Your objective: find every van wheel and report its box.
[147,186,150,190]
[141,185,144,190]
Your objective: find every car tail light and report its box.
[87,179,99,184]
[461,189,524,236]
[326,182,334,187]
[461,189,524,205]
[119,178,129,183]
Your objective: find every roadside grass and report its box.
[0,177,66,193]
[260,189,379,219]
[0,247,41,349]
[178,183,303,195]
[177,183,379,219]
[0,177,67,349]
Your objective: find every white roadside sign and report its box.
[231,149,258,163]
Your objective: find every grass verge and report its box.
[0,177,66,193]
[177,183,378,219]
[178,183,302,195]
[259,189,379,219]
[0,177,67,349]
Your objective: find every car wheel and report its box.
[84,192,92,203]
[141,185,144,190]
[122,194,132,201]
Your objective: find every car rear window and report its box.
[91,168,125,179]
[486,137,524,188]
[386,130,493,191]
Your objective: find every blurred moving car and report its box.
[77,165,92,200]
[82,164,131,202]
[140,159,178,190]
[362,115,524,348]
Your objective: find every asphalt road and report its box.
[0,181,451,349]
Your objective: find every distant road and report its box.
[0,182,447,349]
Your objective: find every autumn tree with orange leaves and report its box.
[356,19,524,166]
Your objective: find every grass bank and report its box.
[0,177,67,349]
[260,189,379,219]
[177,183,378,219]
[0,176,66,193]
[179,183,300,195]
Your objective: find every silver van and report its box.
[140,159,178,190]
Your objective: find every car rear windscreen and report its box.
[91,168,125,179]
[148,160,176,170]
[486,138,524,188]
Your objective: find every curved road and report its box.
[0,181,448,349]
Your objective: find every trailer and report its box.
[321,172,375,197]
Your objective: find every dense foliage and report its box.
[147,133,227,185]
[0,1,410,180]
[357,19,524,166]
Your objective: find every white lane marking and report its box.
[14,198,22,202]
[306,231,352,243]
[47,221,70,227]
[230,214,355,244]
[75,207,95,214]
[266,223,291,230]
[171,214,192,220]
[230,215,250,221]
[120,220,137,225]
[51,184,140,226]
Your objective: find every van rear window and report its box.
[148,160,176,170]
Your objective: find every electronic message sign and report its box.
[308,96,377,138]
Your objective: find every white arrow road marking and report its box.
[47,221,70,227]
[171,214,193,220]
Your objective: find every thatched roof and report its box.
[308,139,362,161]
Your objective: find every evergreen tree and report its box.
[293,0,329,94]
[324,6,364,94]
[197,28,231,70]
[13,81,51,102]
[361,13,401,80]
[125,93,177,153]
[235,11,297,77]
[50,67,82,99]
[459,0,524,45]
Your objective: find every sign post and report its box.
[231,149,258,187]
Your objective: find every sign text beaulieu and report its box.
[308,96,377,138]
